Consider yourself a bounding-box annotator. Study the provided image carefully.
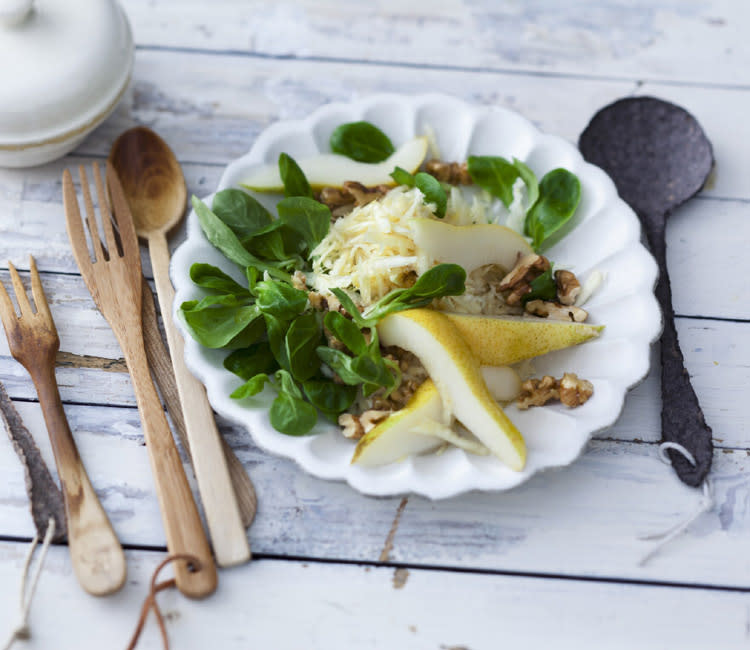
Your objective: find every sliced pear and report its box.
[377,309,526,471]
[241,136,428,192]
[352,368,518,467]
[410,218,533,273]
[445,313,603,366]
[351,379,445,467]
[481,366,522,402]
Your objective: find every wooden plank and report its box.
[74,49,638,164]
[0,541,748,650]
[119,0,750,88]
[636,83,750,201]
[1,268,746,447]
[2,397,750,587]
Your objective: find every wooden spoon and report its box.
[579,96,714,487]
[109,127,250,567]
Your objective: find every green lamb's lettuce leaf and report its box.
[180,297,263,349]
[524,168,581,250]
[276,197,331,255]
[302,380,357,417]
[330,121,395,163]
[211,189,274,239]
[230,373,271,399]
[189,263,249,296]
[279,153,313,198]
[224,342,278,380]
[285,312,323,382]
[521,267,557,305]
[388,167,446,218]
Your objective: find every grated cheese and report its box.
[311,186,433,305]
[310,182,530,308]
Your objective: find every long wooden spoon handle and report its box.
[31,364,126,596]
[148,235,250,567]
[141,279,257,528]
[122,332,217,597]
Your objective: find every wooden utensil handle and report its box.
[120,332,217,598]
[149,235,250,567]
[140,279,257,528]
[646,222,713,487]
[30,363,126,596]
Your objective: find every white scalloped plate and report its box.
[171,93,661,499]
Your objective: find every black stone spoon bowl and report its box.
[579,96,714,487]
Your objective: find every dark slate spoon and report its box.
[579,96,714,487]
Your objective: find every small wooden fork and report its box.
[0,256,126,596]
[63,162,217,598]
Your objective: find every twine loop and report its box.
[638,442,713,566]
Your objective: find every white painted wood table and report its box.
[1,2,749,648]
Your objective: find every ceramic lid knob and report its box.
[0,0,33,27]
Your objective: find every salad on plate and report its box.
[178,118,604,473]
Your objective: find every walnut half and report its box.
[498,254,551,306]
[555,270,581,306]
[516,373,593,410]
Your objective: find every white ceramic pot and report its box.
[0,0,133,167]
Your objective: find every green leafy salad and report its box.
[180,120,583,437]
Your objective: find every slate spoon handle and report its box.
[645,218,713,487]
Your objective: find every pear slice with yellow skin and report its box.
[351,367,521,467]
[444,313,604,366]
[377,309,526,471]
[241,137,428,192]
[351,380,444,467]
[410,218,533,273]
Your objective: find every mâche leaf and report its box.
[525,168,581,250]
[230,373,271,399]
[521,267,557,304]
[324,311,367,355]
[285,312,323,381]
[193,196,259,269]
[390,166,415,187]
[189,263,249,295]
[224,342,278,380]
[302,380,357,416]
[389,167,446,218]
[279,153,313,198]
[276,197,331,255]
[330,121,395,163]
[467,156,519,207]
[212,189,273,239]
[512,158,539,209]
[254,280,308,321]
[414,172,447,218]
[270,391,318,435]
[180,298,263,349]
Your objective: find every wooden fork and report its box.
[62,162,217,598]
[0,256,126,596]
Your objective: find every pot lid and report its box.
[0,0,133,146]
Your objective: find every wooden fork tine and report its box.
[29,256,53,324]
[0,271,17,331]
[106,161,141,264]
[92,163,120,259]
[63,169,94,280]
[7,262,32,318]
[77,165,106,263]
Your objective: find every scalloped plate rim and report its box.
[171,93,662,500]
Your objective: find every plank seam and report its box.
[132,44,750,94]
[2,537,749,594]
